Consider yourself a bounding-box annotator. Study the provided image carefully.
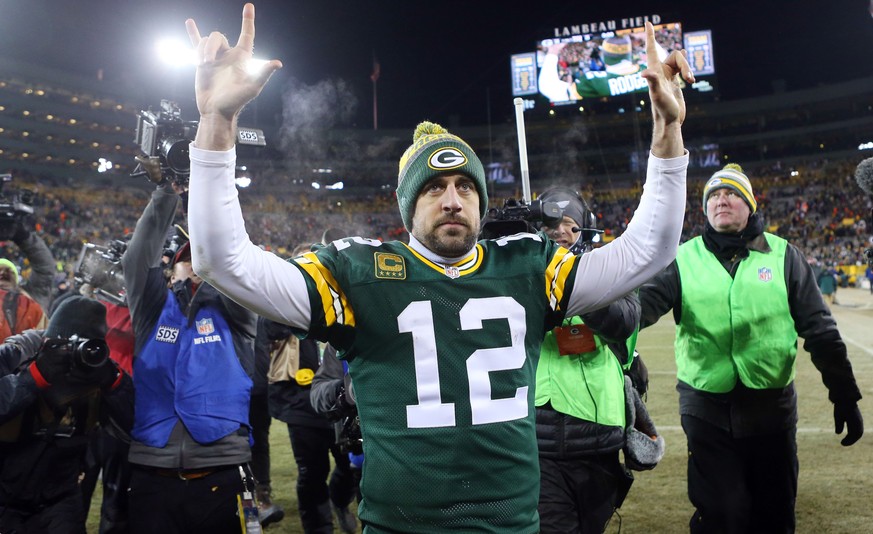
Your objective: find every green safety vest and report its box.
[535,316,634,428]
[674,234,797,392]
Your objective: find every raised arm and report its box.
[186,4,311,329]
[186,3,281,151]
[566,23,693,316]
[15,228,55,312]
[642,21,693,158]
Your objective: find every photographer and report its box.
[0,296,132,533]
[0,218,56,342]
[121,157,257,533]
[0,174,55,316]
[7,220,57,314]
[0,258,45,342]
[63,247,136,534]
[310,340,362,503]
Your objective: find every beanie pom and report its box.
[723,163,745,174]
[412,121,448,142]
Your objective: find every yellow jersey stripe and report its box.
[545,247,577,312]
[293,252,355,327]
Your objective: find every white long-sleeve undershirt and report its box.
[187,146,687,329]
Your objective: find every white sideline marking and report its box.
[841,334,873,358]
[658,425,833,434]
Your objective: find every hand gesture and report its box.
[185,3,282,122]
[640,21,694,127]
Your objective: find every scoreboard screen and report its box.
[531,22,683,104]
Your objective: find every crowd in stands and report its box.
[3,155,871,293]
[585,156,872,270]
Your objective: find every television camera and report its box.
[480,198,562,239]
[325,386,363,455]
[0,174,35,242]
[133,100,268,187]
[74,240,127,306]
[133,100,198,186]
[480,99,566,239]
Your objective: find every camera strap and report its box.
[3,290,19,334]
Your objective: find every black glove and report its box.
[37,339,118,407]
[28,339,74,388]
[326,385,357,421]
[834,402,864,446]
[67,357,121,392]
[624,350,649,398]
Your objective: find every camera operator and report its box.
[121,156,257,534]
[0,296,132,533]
[0,219,56,342]
[310,342,362,506]
[533,186,661,533]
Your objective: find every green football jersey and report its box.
[293,233,578,533]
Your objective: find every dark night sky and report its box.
[3,0,873,130]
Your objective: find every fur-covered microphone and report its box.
[853,157,873,268]
[854,157,873,196]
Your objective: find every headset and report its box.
[537,186,602,255]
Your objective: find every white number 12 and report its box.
[397,297,528,428]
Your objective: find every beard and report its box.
[417,216,479,257]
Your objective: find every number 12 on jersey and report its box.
[397,297,529,429]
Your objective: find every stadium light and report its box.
[155,39,267,74]
[235,165,251,188]
[97,158,113,173]
[247,59,270,75]
[156,39,197,67]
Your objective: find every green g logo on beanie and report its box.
[428,147,467,170]
[396,121,487,232]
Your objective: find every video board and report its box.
[532,22,683,104]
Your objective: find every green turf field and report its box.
[606,286,873,533]
[87,288,873,533]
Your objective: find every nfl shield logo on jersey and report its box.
[444,265,460,279]
[196,318,215,335]
[758,267,772,282]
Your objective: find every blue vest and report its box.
[132,289,252,447]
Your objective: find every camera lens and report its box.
[160,137,191,174]
[73,339,109,368]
